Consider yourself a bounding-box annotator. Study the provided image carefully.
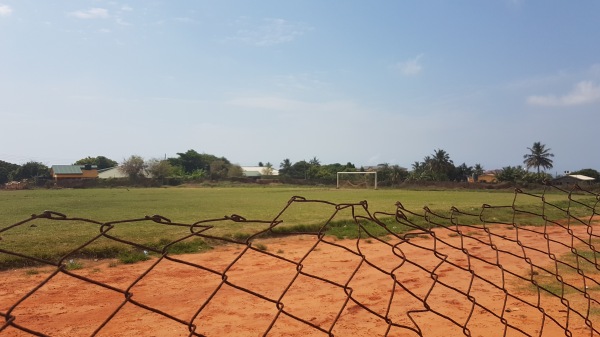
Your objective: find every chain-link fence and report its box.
[1,184,599,336]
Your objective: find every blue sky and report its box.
[1,1,599,175]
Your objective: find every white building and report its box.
[97,166,150,179]
[241,166,279,177]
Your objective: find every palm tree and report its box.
[279,158,292,177]
[523,142,554,173]
[411,161,422,172]
[280,158,292,170]
[309,156,321,166]
[473,163,484,177]
[429,149,454,179]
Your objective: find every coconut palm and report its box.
[473,163,484,177]
[429,149,454,179]
[523,142,554,173]
[280,158,292,170]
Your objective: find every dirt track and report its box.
[2,223,600,337]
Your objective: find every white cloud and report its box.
[527,81,600,107]
[68,8,109,19]
[394,54,424,76]
[233,18,312,46]
[0,4,12,17]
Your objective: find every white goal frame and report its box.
[336,172,378,189]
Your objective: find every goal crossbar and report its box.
[336,172,377,189]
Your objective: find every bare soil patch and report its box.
[2,223,600,336]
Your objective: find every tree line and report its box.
[119,150,244,181]
[1,142,599,186]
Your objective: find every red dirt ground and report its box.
[2,224,600,337]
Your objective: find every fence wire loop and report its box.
[35,210,67,220]
[146,214,172,223]
[227,214,247,222]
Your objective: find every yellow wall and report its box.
[81,169,98,178]
[477,174,497,183]
[468,174,498,183]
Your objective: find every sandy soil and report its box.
[2,223,600,337]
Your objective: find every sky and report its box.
[1,1,599,175]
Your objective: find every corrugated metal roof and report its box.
[98,167,129,179]
[568,174,595,181]
[51,165,83,175]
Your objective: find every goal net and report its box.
[336,171,378,189]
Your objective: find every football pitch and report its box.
[0,186,578,270]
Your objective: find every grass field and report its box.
[0,186,521,223]
[0,186,595,270]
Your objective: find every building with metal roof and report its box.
[552,174,595,187]
[241,166,279,177]
[50,165,98,181]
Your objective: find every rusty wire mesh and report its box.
[1,184,600,336]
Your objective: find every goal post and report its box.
[336,172,378,189]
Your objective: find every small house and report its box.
[50,165,98,181]
[552,174,595,187]
[468,171,498,183]
[241,166,279,177]
[98,166,128,179]
[97,166,150,179]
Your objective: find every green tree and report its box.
[261,162,274,176]
[496,166,527,183]
[409,149,455,181]
[289,160,310,179]
[411,161,424,173]
[453,163,473,182]
[73,157,95,166]
[304,157,321,180]
[146,158,173,181]
[0,160,20,184]
[302,162,357,184]
[168,150,207,174]
[0,167,10,184]
[119,155,146,180]
[376,163,391,184]
[523,142,554,173]
[168,150,230,175]
[473,164,484,177]
[227,165,244,178]
[429,149,454,180]
[407,161,426,181]
[13,161,50,181]
[73,156,118,169]
[209,160,229,180]
[279,158,292,177]
[376,163,407,186]
[389,165,408,185]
